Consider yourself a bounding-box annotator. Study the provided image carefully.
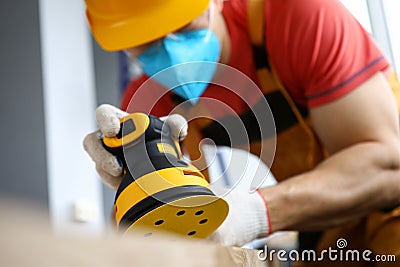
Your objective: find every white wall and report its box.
[39,0,104,235]
[383,0,400,73]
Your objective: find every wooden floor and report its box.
[0,198,283,267]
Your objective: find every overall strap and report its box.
[247,0,324,172]
[248,0,265,47]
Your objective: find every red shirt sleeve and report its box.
[266,0,390,108]
[120,74,176,116]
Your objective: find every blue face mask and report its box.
[137,29,221,104]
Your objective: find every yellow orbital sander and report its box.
[102,113,229,239]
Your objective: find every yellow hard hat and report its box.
[85,0,211,51]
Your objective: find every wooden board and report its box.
[0,198,278,267]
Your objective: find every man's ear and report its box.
[212,0,224,11]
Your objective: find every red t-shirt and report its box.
[121,0,389,114]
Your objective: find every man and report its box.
[83,0,400,265]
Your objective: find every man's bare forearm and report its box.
[259,140,400,233]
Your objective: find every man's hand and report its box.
[83,104,188,190]
[207,186,271,246]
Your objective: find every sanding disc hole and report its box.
[188,231,196,236]
[199,219,208,224]
[176,210,186,216]
[154,220,164,226]
[195,210,204,216]
[144,233,153,237]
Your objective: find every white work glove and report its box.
[207,187,271,247]
[83,104,188,190]
[84,104,271,246]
